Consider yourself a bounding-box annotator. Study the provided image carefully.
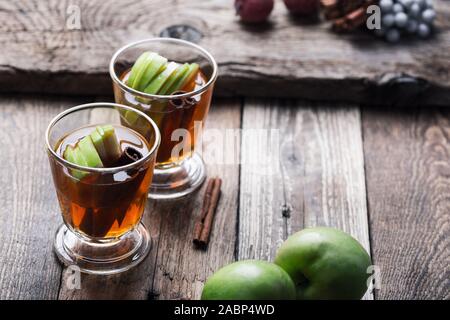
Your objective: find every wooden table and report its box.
[0,0,449,300]
[0,96,448,300]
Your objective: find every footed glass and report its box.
[46,103,160,274]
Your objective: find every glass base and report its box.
[149,152,206,200]
[54,223,151,275]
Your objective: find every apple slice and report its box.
[77,135,104,168]
[122,109,139,126]
[63,145,76,164]
[63,145,84,179]
[158,63,189,95]
[63,137,103,180]
[164,63,199,94]
[135,54,168,92]
[90,130,106,162]
[69,146,91,179]
[92,125,122,165]
[126,51,152,89]
[144,61,180,94]
[178,63,200,90]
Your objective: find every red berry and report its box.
[235,0,274,23]
[283,0,319,15]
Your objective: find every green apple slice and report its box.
[165,63,199,94]
[71,146,87,166]
[77,135,104,168]
[90,130,106,162]
[126,51,152,89]
[177,63,199,90]
[158,63,189,95]
[122,109,139,126]
[135,54,168,91]
[63,145,76,164]
[144,61,180,94]
[93,125,121,164]
[63,145,88,180]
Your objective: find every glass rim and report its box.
[45,102,161,174]
[109,37,218,100]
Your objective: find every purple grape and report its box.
[406,19,418,33]
[393,3,404,13]
[395,12,408,28]
[417,23,430,37]
[386,28,401,42]
[409,3,421,17]
[422,9,436,23]
[380,0,394,12]
[382,14,395,27]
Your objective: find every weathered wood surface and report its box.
[238,100,373,299]
[0,96,449,299]
[1,0,449,106]
[362,107,450,300]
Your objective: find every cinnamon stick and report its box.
[193,177,222,248]
[193,178,215,240]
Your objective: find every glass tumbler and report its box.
[46,103,160,274]
[109,38,218,199]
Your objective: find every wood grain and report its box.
[1,95,449,300]
[0,0,449,106]
[362,107,450,300]
[0,96,87,299]
[59,98,242,299]
[238,99,373,299]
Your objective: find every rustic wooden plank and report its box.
[150,99,241,300]
[59,98,241,299]
[362,107,450,300]
[0,96,88,299]
[1,0,449,106]
[238,99,373,299]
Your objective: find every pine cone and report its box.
[320,0,378,32]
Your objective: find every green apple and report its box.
[274,227,371,300]
[201,260,296,300]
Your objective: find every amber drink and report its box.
[47,103,160,275]
[110,38,218,199]
[51,125,154,238]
